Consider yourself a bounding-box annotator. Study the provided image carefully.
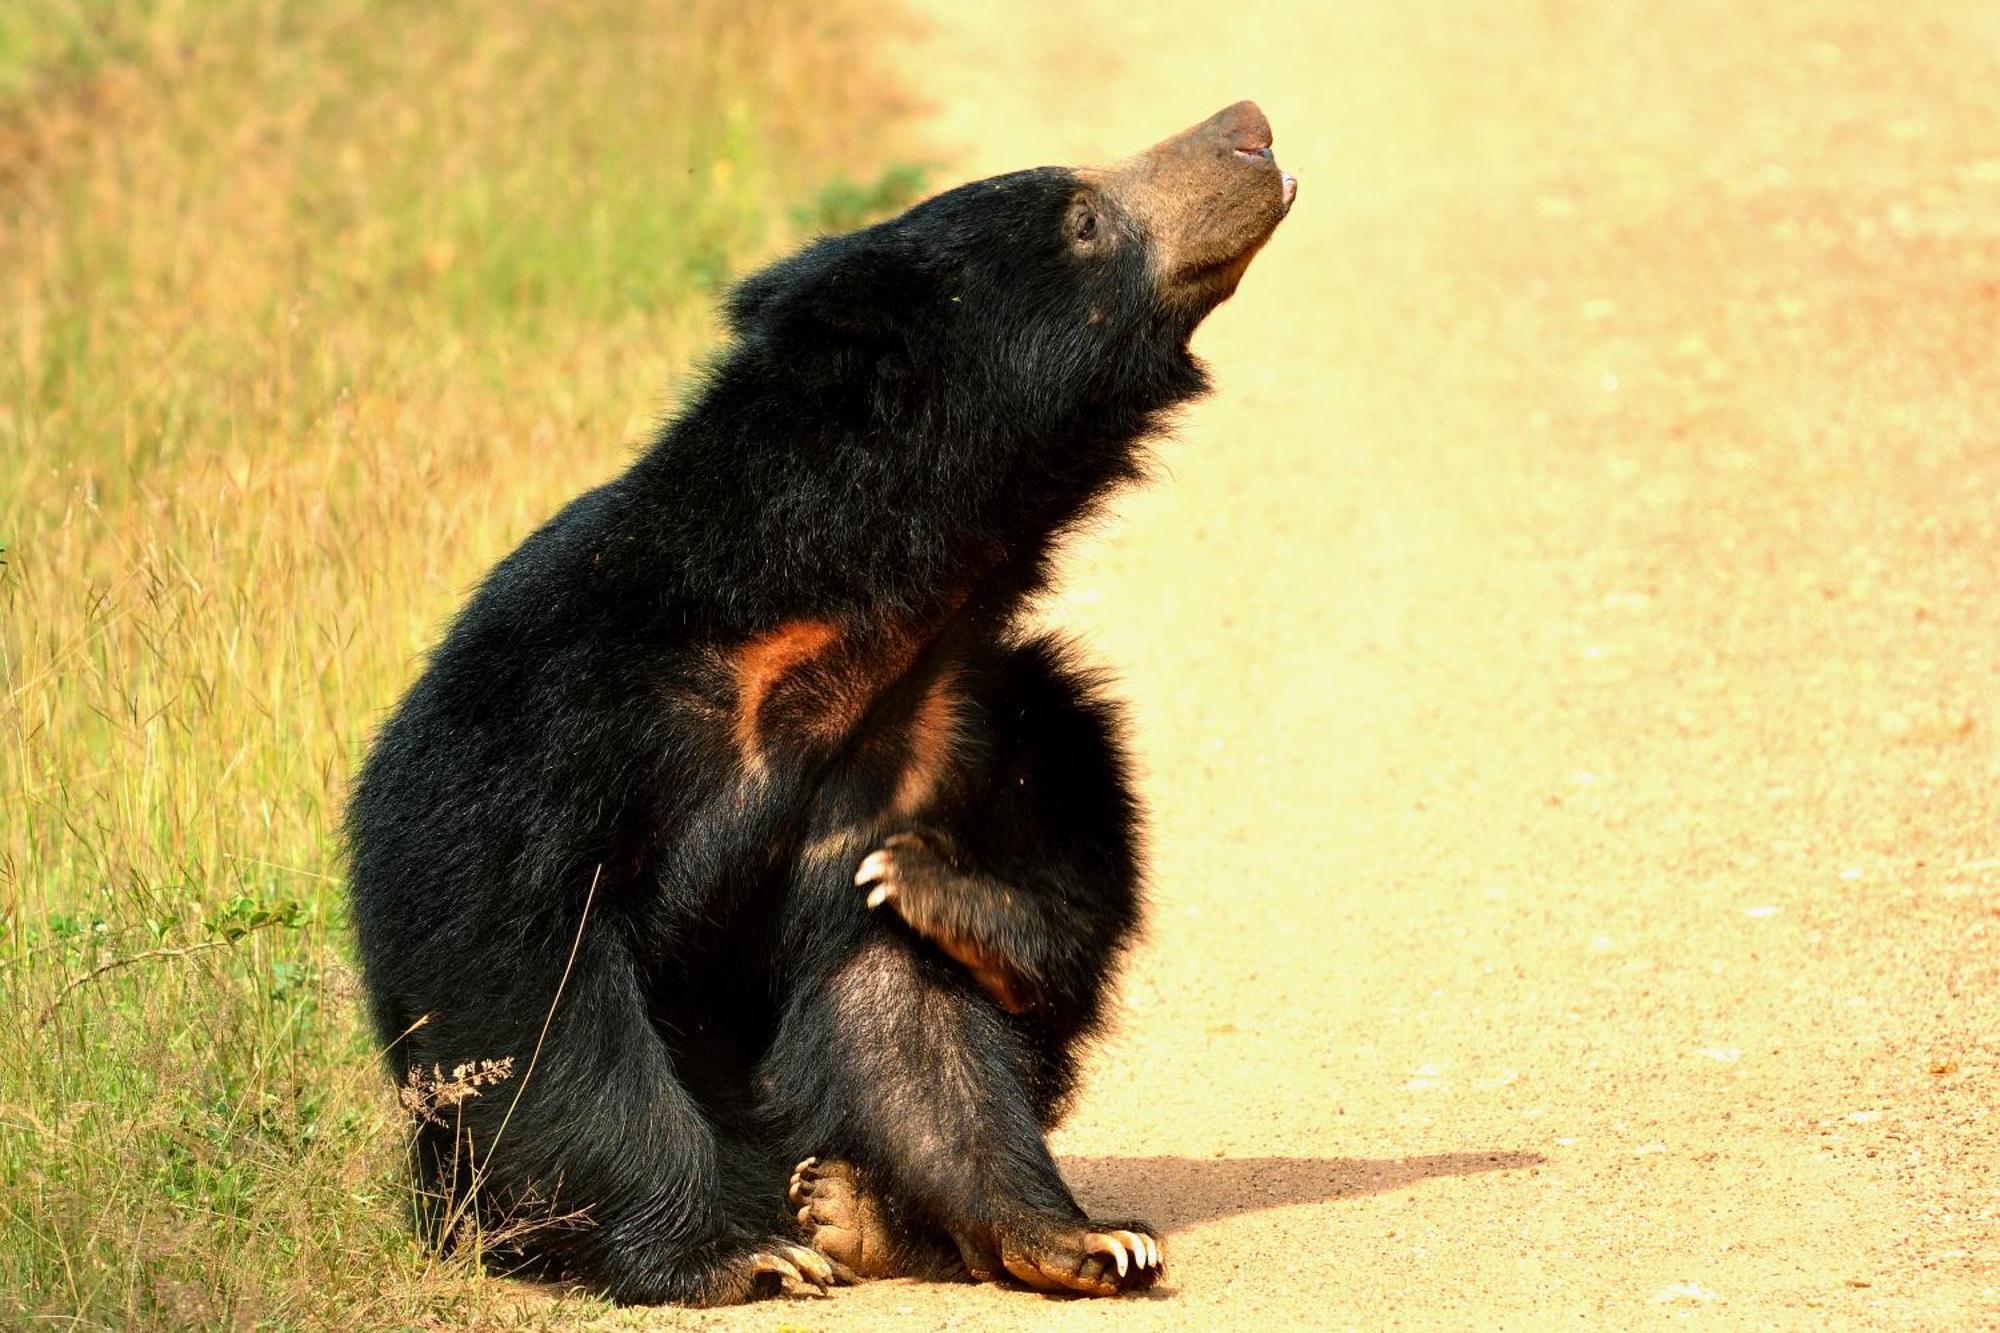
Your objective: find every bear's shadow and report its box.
[1060,1150,1543,1232]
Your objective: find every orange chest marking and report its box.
[730,619,845,770]
[724,620,965,817]
[725,619,920,773]
[891,669,962,816]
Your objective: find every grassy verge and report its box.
[0,1,921,1324]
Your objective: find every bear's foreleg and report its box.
[856,633,1145,1036]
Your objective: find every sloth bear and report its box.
[347,101,1294,1305]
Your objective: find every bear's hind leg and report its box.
[766,934,1162,1295]
[398,929,852,1306]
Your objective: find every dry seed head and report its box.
[398,1056,516,1128]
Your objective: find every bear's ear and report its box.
[727,231,937,351]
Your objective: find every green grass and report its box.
[0,1,922,1324]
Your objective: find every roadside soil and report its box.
[619,2,1999,1326]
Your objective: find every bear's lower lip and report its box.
[1281,171,1298,212]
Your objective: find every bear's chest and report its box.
[719,618,965,821]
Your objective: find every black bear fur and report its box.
[349,110,1288,1303]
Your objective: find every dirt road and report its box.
[626,2,1999,1327]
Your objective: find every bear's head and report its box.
[725,102,1295,446]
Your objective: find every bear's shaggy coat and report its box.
[348,102,1291,1304]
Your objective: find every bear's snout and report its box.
[1208,99,1273,155]
[1084,100,1295,314]
[1213,102,1298,215]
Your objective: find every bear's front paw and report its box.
[854,831,950,914]
[711,1237,854,1302]
[854,834,1033,1013]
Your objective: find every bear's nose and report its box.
[1206,100,1272,155]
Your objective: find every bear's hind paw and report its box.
[989,1216,1165,1296]
[789,1156,894,1280]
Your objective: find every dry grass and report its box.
[0,0,918,1324]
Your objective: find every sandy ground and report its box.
[622,2,2000,1328]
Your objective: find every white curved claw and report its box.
[865,882,894,909]
[749,1250,804,1286]
[787,1242,835,1289]
[855,850,892,887]
[1088,1232,1130,1277]
[787,1156,817,1207]
[751,1242,833,1294]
